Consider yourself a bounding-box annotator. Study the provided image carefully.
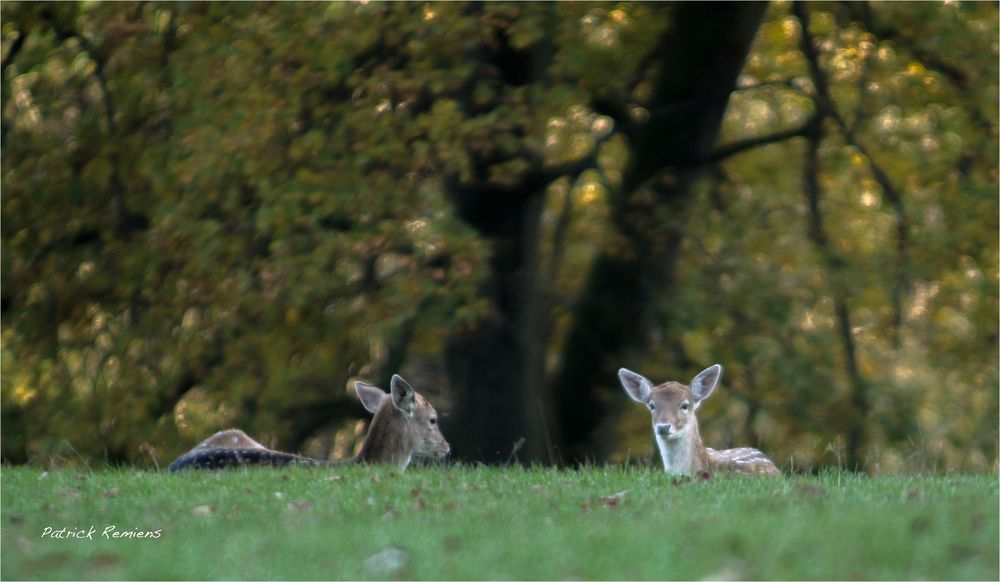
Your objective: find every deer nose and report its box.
[655,423,672,436]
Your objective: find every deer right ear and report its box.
[390,374,416,415]
[354,381,387,415]
[618,368,653,404]
[690,364,722,408]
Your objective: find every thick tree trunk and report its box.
[445,185,549,463]
[550,2,767,463]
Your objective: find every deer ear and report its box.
[390,374,416,415]
[618,368,653,404]
[354,381,387,415]
[690,364,722,408]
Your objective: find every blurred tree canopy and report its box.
[2,1,996,472]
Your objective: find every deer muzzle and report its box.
[654,423,673,437]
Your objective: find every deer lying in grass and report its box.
[167,375,449,471]
[618,364,779,476]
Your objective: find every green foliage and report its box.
[2,1,996,471]
[2,466,997,579]
[2,2,492,463]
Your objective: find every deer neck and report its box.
[356,405,413,469]
[656,419,710,476]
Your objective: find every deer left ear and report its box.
[618,368,653,404]
[354,381,387,415]
[690,364,722,409]
[390,374,416,415]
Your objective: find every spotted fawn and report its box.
[618,364,779,476]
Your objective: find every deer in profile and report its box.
[168,375,449,471]
[618,364,779,476]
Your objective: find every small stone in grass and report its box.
[364,546,409,578]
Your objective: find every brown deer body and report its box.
[618,364,779,476]
[168,375,449,471]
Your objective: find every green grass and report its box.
[2,465,997,580]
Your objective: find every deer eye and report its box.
[429,417,437,425]
[681,401,690,411]
[648,403,655,411]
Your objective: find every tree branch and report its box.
[797,4,871,471]
[2,31,27,144]
[696,113,821,167]
[857,0,969,89]
[802,114,869,472]
[538,123,618,183]
[2,30,26,73]
[734,78,804,93]
[854,1,991,137]
[845,26,875,141]
[593,79,809,144]
[795,2,910,348]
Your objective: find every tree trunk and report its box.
[445,183,549,463]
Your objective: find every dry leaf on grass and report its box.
[600,490,628,506]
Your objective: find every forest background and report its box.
[3,1,997,473]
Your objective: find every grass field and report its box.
[2,465,997,580]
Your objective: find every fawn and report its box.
[167,375,450,471]
[618,364,779,476]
